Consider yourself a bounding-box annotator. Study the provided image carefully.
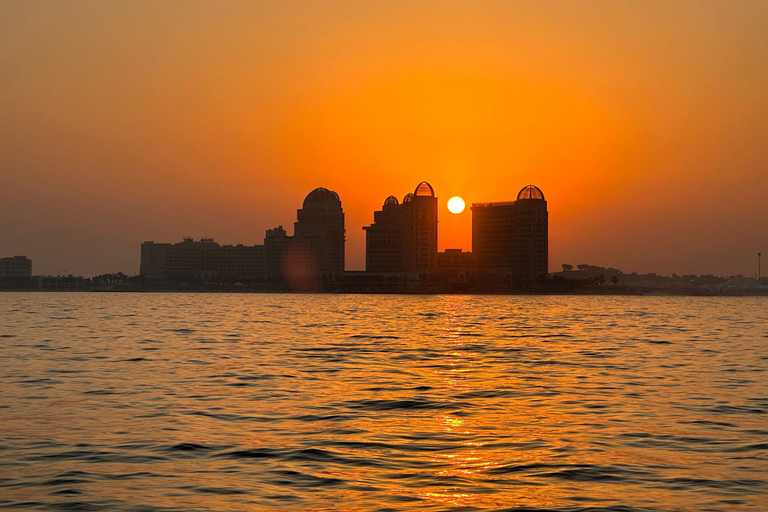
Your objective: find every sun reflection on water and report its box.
[0,294,766,511]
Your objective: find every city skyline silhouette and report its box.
[1,2,767,277]
[1,4,768,511]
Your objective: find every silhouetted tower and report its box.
[471,185,548,281]
[364,181,438,273]
[404,182,438,272]
[363,195,403,272]
[264,226,290,278]
[514,185,549,279]
[294,187,346,273]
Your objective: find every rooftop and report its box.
[517,185,545,201]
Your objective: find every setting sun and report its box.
[447,197,466,214]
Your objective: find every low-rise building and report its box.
[0,256,32,278]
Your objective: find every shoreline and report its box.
[3,288,767,297]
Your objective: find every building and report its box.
[140,237,220,279]
[362,195,404,272]
[364,181,438,273]
[471,184,548,281]
[263,226,291,279]
[0,256,32,278]
[139,187,345,286]
[292,187,346,274]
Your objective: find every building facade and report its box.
[471,185,548,281]
[207,244,266,281]
[0,256,32,278]
[140,237,220,279]
[364,181,438,273]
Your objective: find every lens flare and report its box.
[447,196,465,214]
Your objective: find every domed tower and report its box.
[363,182,438,273]
[363,194,406,272]
[471,184,548,282]
[513,185,548,280]
[293,187,345,273]
[404,182,438,272]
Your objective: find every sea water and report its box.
[0,293,766,511]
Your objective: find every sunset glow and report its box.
[0,1,766,276]
[1,4,767,511]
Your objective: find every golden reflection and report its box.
[4,294,756,510]
[417,297,494,507]
[411,295,603,508]
[422,491,474,508]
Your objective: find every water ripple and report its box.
[0,293,766,511]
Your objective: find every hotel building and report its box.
[292,187,346,274]
[363,181,438,273]
[471,185,548,280]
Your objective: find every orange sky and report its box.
[1,1,767,276]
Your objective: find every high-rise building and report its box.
[293,187,346,274]
[363,195,404,272]
[471,185,548,280]
[263,226,290,279]
[364,181,438,273]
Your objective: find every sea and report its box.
[0,293,766,512]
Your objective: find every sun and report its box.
[447,196,465,214]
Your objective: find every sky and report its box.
[1,0,767,277]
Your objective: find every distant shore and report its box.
[3,288,767,297]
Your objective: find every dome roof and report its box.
[303,187,341,210]
[403,193,414,203]
[383,195,399,207]
[517,185,545,201]
[414,181,435,197]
